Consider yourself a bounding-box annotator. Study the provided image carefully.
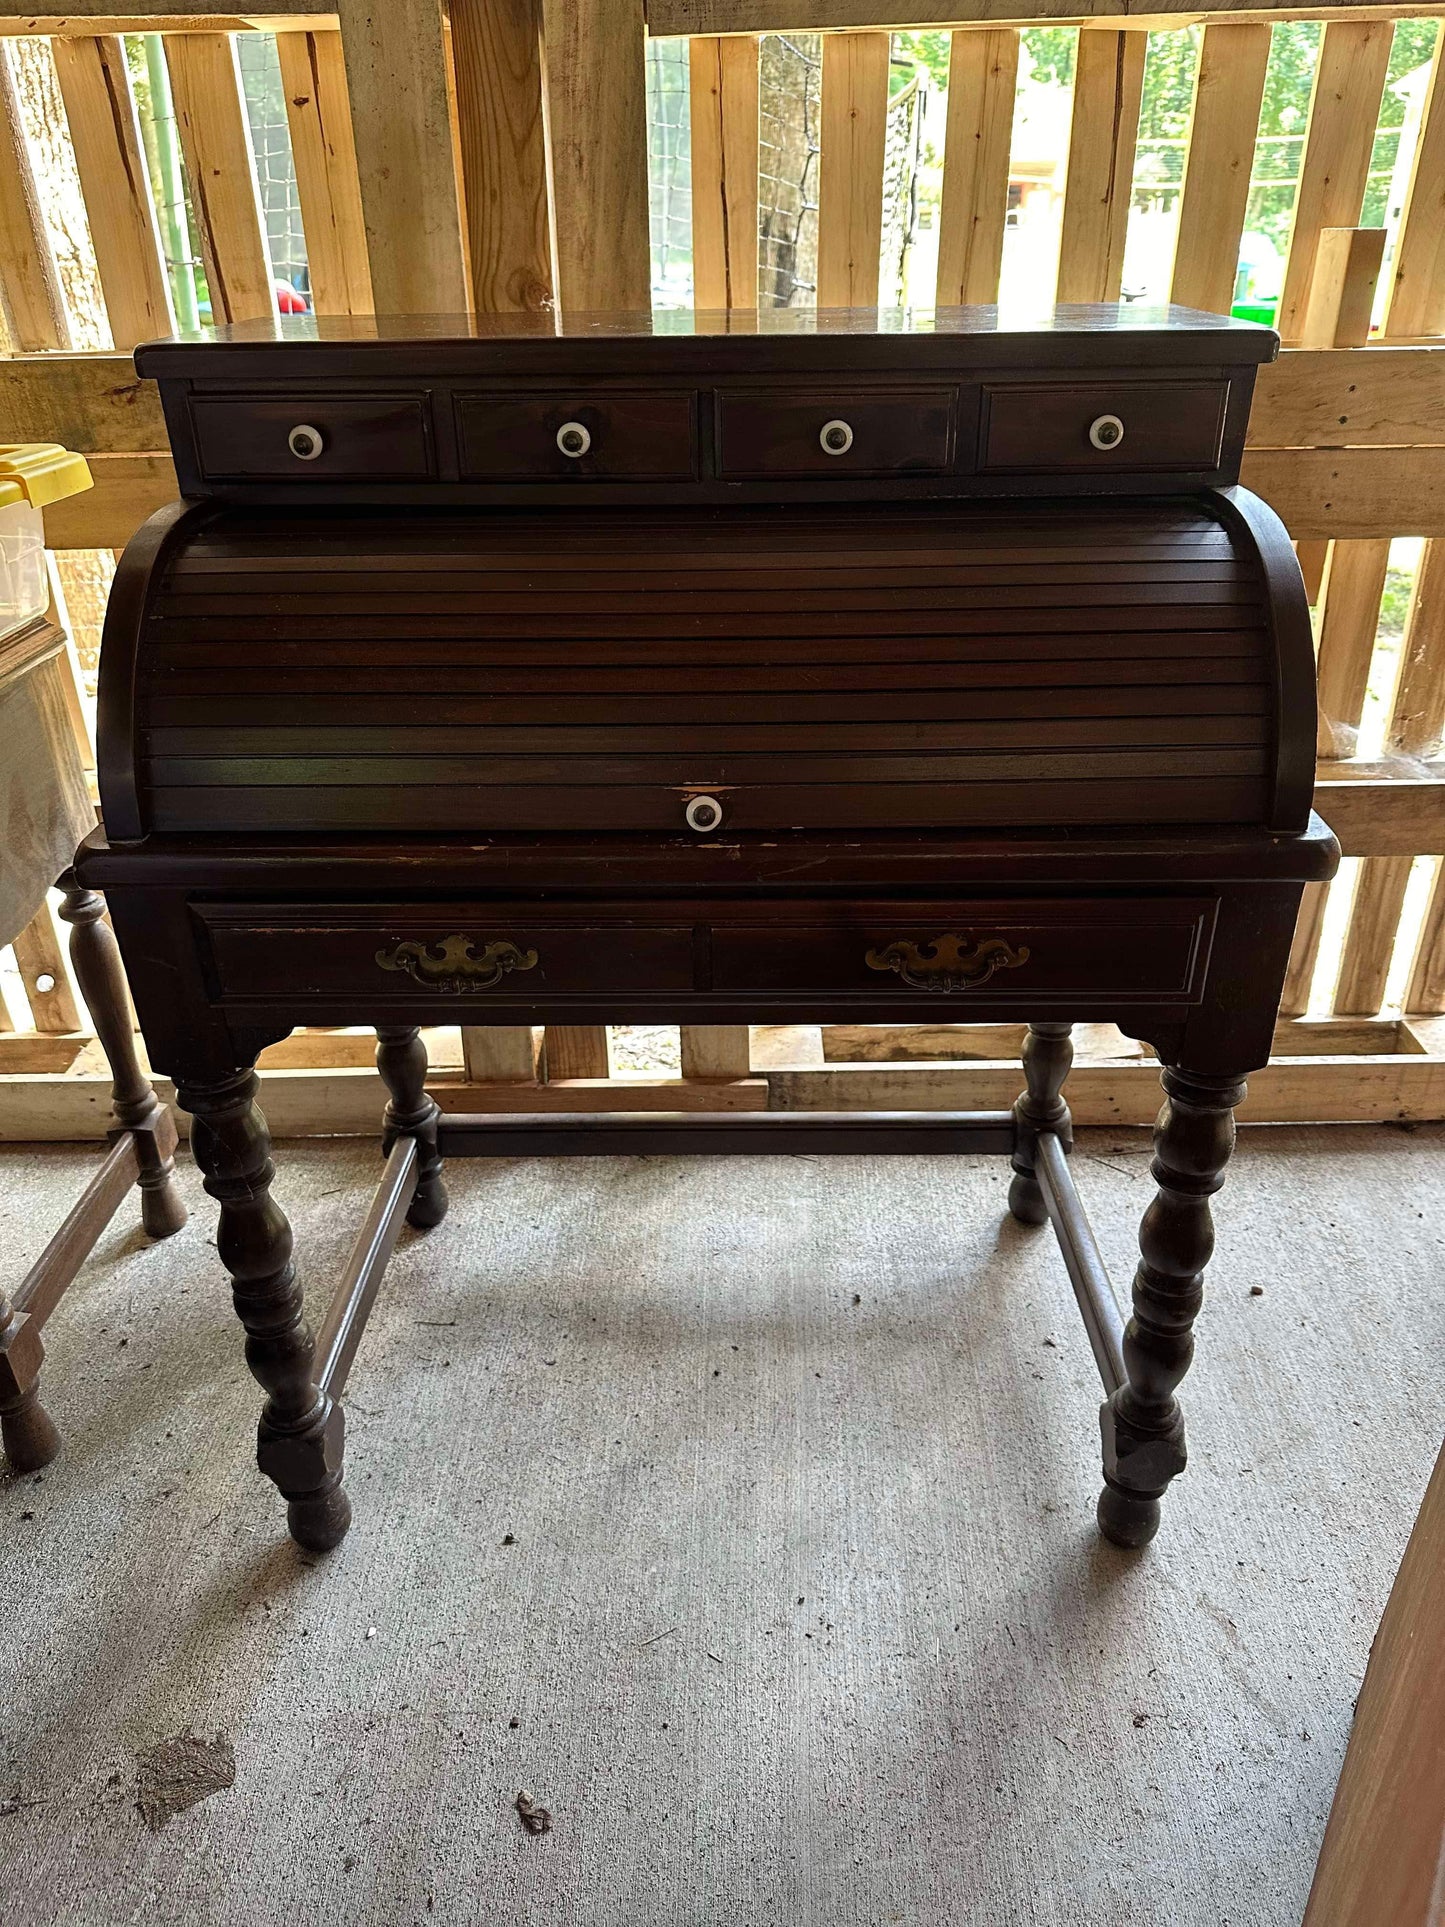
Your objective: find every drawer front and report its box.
[190,394,434,480]
[716,389,956,478]
[456,392,697,480]
[980,382,1229,473]
[197,906,697,1001]
[710,899,1216,1002]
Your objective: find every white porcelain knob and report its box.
[819,419,854,455]
[684,794,724,834]
[557,421,592,457]
[1088,414,1125,451]
[287,423,324,460]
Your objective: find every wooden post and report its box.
[1388,538,1445,758]
[335,0,470,316]
[817,30,889,310]
[1276,20,1393,347]
[12,902,82,1035]
[680,1027,751,1080]
[1056,29,1146,305]
[1278,880,1330,1020]
[1169,23,1270,316]
[1384,36,1445,340]
[539,0,650,313]
[461,1027,539,1081]
[1334,856,1414,1016]
[1316,539,1392,759]
[689,34,758,312]
[542,1026,610,1081]
[935,28,1017,309]
[164,32,275,324]
[450,0,552,315]
[0,42,69,351]
[1304,1440,1445,1927]
[51,35,172,350]
[276,29,373,317]
[1404,863,1445,1015]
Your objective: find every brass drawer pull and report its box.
[376,934,539,992]
[865,933,1030,992]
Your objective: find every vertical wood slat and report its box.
[1055,29,1147,305]
[935,28,1017,308]
[1315,538,1392,758]
[1334,855,1414,1016]
[12,902,81,1034]
[461,1025,539,1081]
[275,29,373,317]
[164,32,275,324]
[1404,860,1445,1014]
[334,0,470,316]
[1388,536,1445,757]
[689,34,759,312]
[1275,20,1394,347]
[450,0,552,316]
[1279,879,1330,1019]
[817,30,890,309]
[1169,22,1271,315]
[1299,225,1386,349]
[543,1026,610,1080]
[0,43,70,350]
[539,0,650,312]
[51,36,171,350]
[1295,540,1329,606]
[679,1027,751,1080]
[1384,35,1445,339]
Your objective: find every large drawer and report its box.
[979,381,1229,473]
[197,905,697,1001]
[193,896,1216,1009]
[710,898,1215,1002]
[189,393,435,480]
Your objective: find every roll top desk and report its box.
[75,306,1337,1554]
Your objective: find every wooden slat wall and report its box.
[51,35,172,348]
[450,0,552,315]
[817,30,890,308]
[689,33,759,311]
[1169,23,1271,315]
[275,28,373,317]
[1056,28,1146,304]
[164,31,275,323]
[6,5,1445,1129]
[936,27,1017,308]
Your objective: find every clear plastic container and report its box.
[0,444,93,643]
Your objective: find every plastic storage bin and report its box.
[0,443,92,643]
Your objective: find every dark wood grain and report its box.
[85,306,1337,1550]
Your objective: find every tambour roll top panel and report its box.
[126,497,1279,838]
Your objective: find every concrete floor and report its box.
[0,1123,1441,1927]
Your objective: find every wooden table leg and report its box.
[1007,1022,1074,1225]
[56,872,186,1241]
[375,1026,448,1229]
[0,1288,59,1472]
[178,1063,349,1551]
[1098,1064,1247,1547]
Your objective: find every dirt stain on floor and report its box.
[134,1731,236,1832]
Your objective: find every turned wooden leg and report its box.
[1097,1066,1246,1548]
[57,873,187,1241]
[1007,1022,1074,1225]
[179,1066,349,1551]
[375,1027,448,1230]
[0,1287,60,1473]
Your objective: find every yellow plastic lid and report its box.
[0,443,92,508]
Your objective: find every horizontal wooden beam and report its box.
[1315,773,1445,856]
[0,7,334,28]
[1242,447,1445,540]
[648,1,1445,34]
[1249,347,1445,450]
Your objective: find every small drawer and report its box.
[716,389,956,478]
[456,392,696,480]
[189,394,434,480]
[709,898,1216,1002]
[196,904,697,1002]
[980,382,1229,473]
